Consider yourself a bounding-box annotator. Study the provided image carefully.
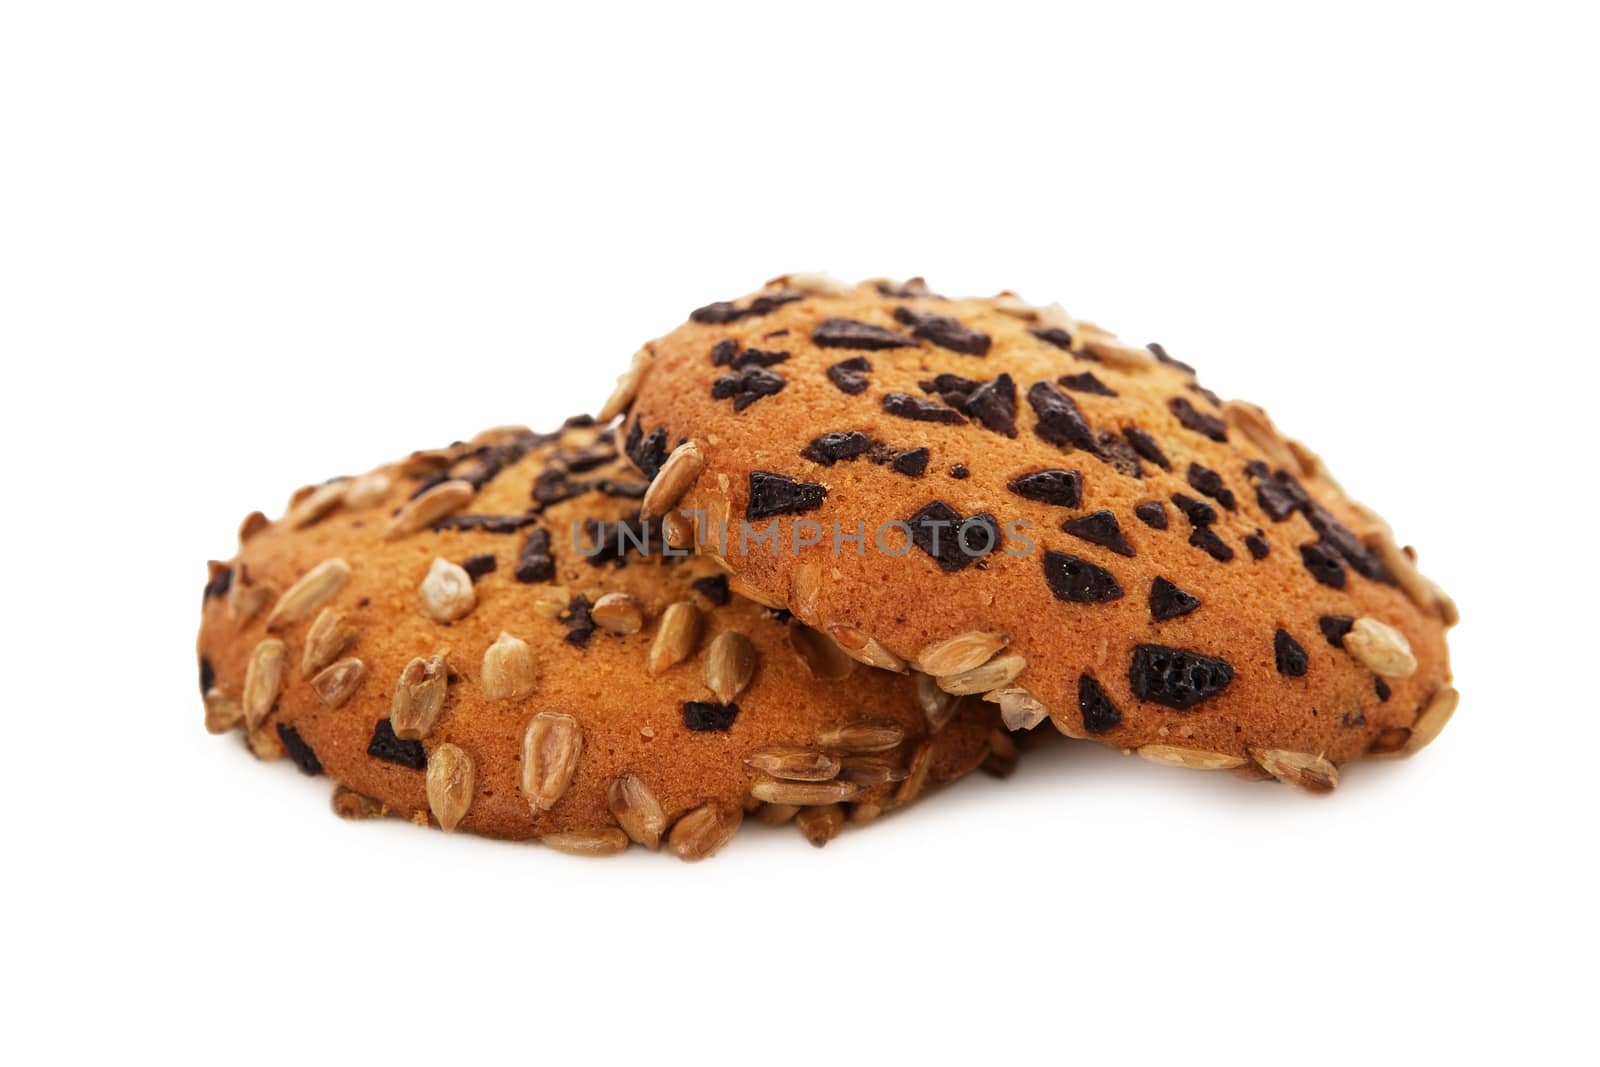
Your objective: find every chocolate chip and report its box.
[710,339,740,366]
[434,513,537,533]
[1123,428,1171,471]
[690,301,740,324]
[747,471,827,520]
[690,290,802,324]
[1128,644,1234,710]
[692,574,730,606]
[826,355,873,394]
[515,528,555,583]
[891,448,930,477]
[1189,383,1223,407]
[592,477,648,499]
[1189,526,1235,562]
[1274,629,1309,677]
[203,566,233,601]
[462,553,497,581]
[1375,677,1392,702]
[1303,504,1393,584]
[1134,502,1168,529]
[964,373,1018,437]
[1147,342,1195,375]
[893,306,991,355]
[1300,542,1347,588]
[683,700,741,731]
[876,278,943,299]
[1245,533,1270,560]
[1093,431,1144,479]
[1168,396,1227,442]
[1062,509,1136,557]
[1028,381,1098,451]
[729,348,789,369]
[1256,479,1302,522]
[368,719,427,770]
[801,431,875,466]
[1058,372,1117,397]
[1007,469,1082,508]
[712,365,786,412]
[277,723,323,776]
[908,501,998,572]
[1042,550,1124,603]
[1186,464,1237,511]
[1029,326,1074,350]
[813,317,914,350]
[563,594,596,647]
[1149,577,1201,621]
[625,420,669,479]
[949,463,970,479]
[1171,493,1217,526]
[883,392,968,424]
[1319,615,1355,647]
[1078,674,1122,734]
[199,655,215,694]
[580,515,660,567]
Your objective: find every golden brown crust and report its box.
[622,278,1457,778]
[198,420,1000,849]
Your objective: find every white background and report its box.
[3,2,1595,1063]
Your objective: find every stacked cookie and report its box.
[198,276,1458,857]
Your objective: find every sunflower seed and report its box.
[669,803,743,861]
[991,291,1039,319]
[203,688,243,734]
[342,471,392,509]
[1035,302,1079,336]
[237,511,270,542]
[754,802,801,826]
[1222,400,1297,471]
[591,592,646,636]
[426,743,475,831]
[390,654,449,739]
[836,757,907,785]
[598,347,653,423]
[851,802,882,826]
[825,623,907,672]
[1083,335,1155,371]
[912,672,957,733]
[788,625,855,680]
[744,746,840,782]
[647,601,701,675]
[383,479,475,540]
[892,742,933,806]
[1405,686,1459,755]
[1343,617,1417,678]
[1136,745,1246,770]
[795,804,846,847]
[779,271,852,296]
[607,772,666,849]
[481,631,536,700]
[663,510,695,550]
[984,687,1048,731]
[228,574,274,624]
[331,786,387,820]
[266,557,351,632]
[816,718,905,753]
[286,479,350,528]
[1363,532,1457,625]
[750,778,865,805]
[310,656,366,708]
[420,557,476,623]
[242,638,287,730]
[728,575,785,610]
[532,585,571,619]
[915,631,1011,678]
[937,651,1026,695]
[982,729,1020,778]
[1250,749,1338,793]
[640,440,705,521]
[542,828,629,856]
[246,723,284,761]
[522,711,583,812]
[301,607,357,677]
[704,630,756,703]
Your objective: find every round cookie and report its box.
[611,276,1459,789]
[197,419,1006,857]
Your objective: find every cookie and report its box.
[609,275,1459,789]
[197,420,1005,858]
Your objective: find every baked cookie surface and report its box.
[197,420,1004,856]
[616,276,1458,787]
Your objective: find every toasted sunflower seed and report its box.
[916,631,1011,678]
[227,574,275,624]
[1405,686,1459,755]
[532,585,571,619]
[728,576,785,610]
[892,742,934,806]
[426,743,475,832]
[390,654,449,739]
[669,803,743,862]
[522,711,583,812]
[383,479,475,540]
[481,631,536,700]
[542,828,629,856]
[420,557,476,624]
[937,651,1026,695]
[851,802,882,826]
[836,757,908,785]
[704,631,757,703]
[788,625,855,681]
[342,471,392,509]
[991,291,1039,319]
[1251,749,1338,793]
[266,557,351,632]
[750,778,865,806]
[753,802,801,826]
[598,347,653,424]
[826,623,907,672]
[607,772,666,849]
[912,672,958,733]
[591,592,646,636]
[777,271,851,296]
[310,656,366,708]
[1083,335,1155,371]
[647,601,702,675]
[246,723,285,761]
[986,687,1048,731]
[301,607,357,677]
[286,479,350,528]
[1343,617,1417,678]
[795,804,846,848]
[744,746,841,782]
[817,718,906,754]
[242,638,288,730]
[663,510,695,551]
[641,440,705,521]
[792,561,823,623]
[331,786,387,820]
[203,688,243,734]
[1222,400,1298,471]
[1137,745,1246,770]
